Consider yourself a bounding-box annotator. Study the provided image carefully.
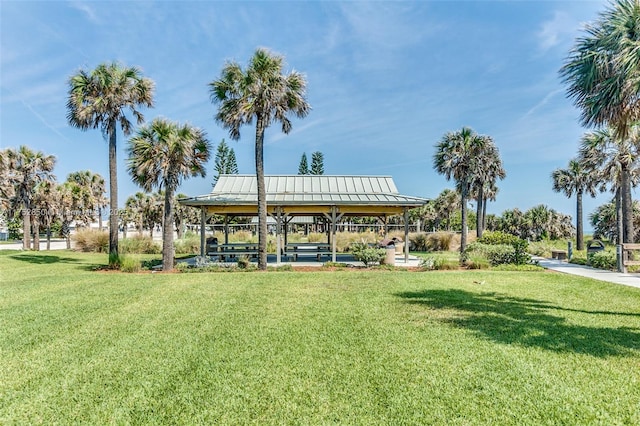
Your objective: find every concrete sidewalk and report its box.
[535,257,640,290]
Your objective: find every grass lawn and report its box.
[1,250,639,424]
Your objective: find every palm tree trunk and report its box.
[98,207,103,231]
[482,198,488,231]
[162,184,175,271]
[62,219,71,249]
[46,225,51,250]
[108,121,119,263]
[22,203,30,250]
[621,166,634,243]
[255,114,267,270]
[460,185,468,254]
[576,190,584,251]
[32,215,40,251]
[476,191,484,238]
[616,187,623,245]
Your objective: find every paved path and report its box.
[536,257,640,289]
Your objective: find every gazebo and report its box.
[178,175,429,263]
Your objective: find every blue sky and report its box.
[1,0,614,224]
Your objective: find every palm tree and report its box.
[209,48,310,269]
[33,180,59,250]
[1,146,56,250]
[67,170,108,230]
[67,61,155,264]
[124,192,148,236]
[469,137,505,238]
[433,189,460,231]
[433,127,487,252]
[561,0,640,140]
[561,0,640,244]
[174,193,199,239]
[578,127,640,244]
[127,118,211,271]
[552,158,597,250]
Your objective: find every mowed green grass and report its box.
[1,251,639,425]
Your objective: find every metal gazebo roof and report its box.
[179,175,429,216]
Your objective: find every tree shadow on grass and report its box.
[9,253,82,265]
[396,289,640,357]
[6,253,107,271]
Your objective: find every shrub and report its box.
[73,229,109,253]
[237,255,252,269]
[350,241,385,267]
[589,250,616,271]
[477,231,521,246]
[464,241,531,266]
[120,255,142,273]
[120,235,161,254]
[464,257,491,270]
[419,256,444,270]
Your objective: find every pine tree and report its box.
[213,139,238,185]
[298,153,309,174]
[310,151,324,175]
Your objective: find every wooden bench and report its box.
[621,243,640,272]
[551,250,567,260]
[285,243,331,261]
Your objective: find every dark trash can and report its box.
[586,240,605,265]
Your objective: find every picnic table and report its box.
[208,242,258,261]
[284,242,331,261]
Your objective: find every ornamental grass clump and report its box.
[73,229,109,253]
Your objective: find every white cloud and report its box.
[69,1,100,24]
[537,11,572,52]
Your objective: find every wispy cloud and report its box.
[520,88,564,121]
[69,1,99,24]
[267,119,324,144]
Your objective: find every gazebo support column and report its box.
[404,208,410,263]
[200,206,206,257]
[224,215,229,245]
[324,207,343,262]
[271,207,286,265]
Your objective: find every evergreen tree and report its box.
[310,151,324,175]
[298,153,309,174]
[213,139,239,185]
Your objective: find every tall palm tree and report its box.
[578,127,640,244]
[433,127,487,252]
[561,0,640,244]
[127,118,211,271]
[470,137,505,238]
[552,158,597,250]
[210,48,310,269]
[1,146,56,250]
[561,0,640,140]
[67,61,155,264]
